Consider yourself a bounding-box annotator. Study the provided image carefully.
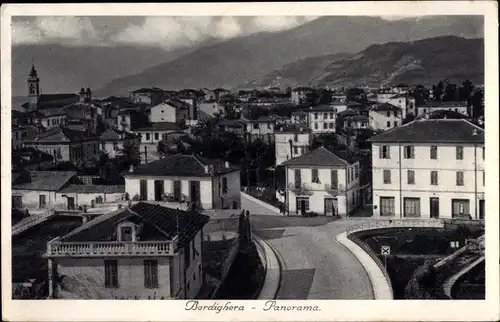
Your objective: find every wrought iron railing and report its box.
[346,218,445,235]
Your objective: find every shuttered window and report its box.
[331,170,338,189]
[104,260,118,288]
[144,260,159,288]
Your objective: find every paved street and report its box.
[246,195,375,299]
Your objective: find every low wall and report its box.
[241,191,280,214]
[253,236,281,300]
[336,232,393,299]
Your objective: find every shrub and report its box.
[404,260,439,299]
[303,211,319,217]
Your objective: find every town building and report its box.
[116,109,150,132]
[12,147,55,172]
[129,88,166,105]
[275,125,313,166]
[149,99,190,124]
[244,116,276,144]
[133,122,186,146]
[123,155,241,210]
[282,146,362,216]
[23,127,100,166]
[44,202,209,299]
[341,115,370,131]
[291,87,313,105]
[216,119,246,136]
[197,102,226,119]
[301,105,337,134]
[417,101,469,117]
[99,128,129,158]
[369,119,485,219]
[368,103,403,131]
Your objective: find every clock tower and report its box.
[27,64,40,111]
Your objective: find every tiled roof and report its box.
[164,99,190,110]
[282,146,353,166]
[306,105,336,112]
[216,119,245,128]
[276,124,312,134]
[369,119,484,143]
[125,155,237,177]
[345,115,369,122]
[370,103,402,112]
[28,127,95,142]
[419,101,468,108]
[12,171,77,191]
[337,109,359,117]
[59,184,125,194]
[59,202,210,246]
[415,110,468,120]
[390,94,407,99]
[133,122,184,132]
[131,87,164,94]
[22,94,80,110]
[247,115,275,123]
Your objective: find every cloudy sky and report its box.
[12,16,328,50]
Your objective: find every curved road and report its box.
[243,196,374,299]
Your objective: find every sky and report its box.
[12,16,322,50]
[12,16,405,51]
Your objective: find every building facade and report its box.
[283,147,362,216]
[370,119,485,219]
[417,101,469,117]
[369,103,403,131]
[275,126,313,166]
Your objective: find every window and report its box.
[431,171,438,185]
[121,116,126,122]
[329,122,334,129]
[120,226,133,242]
[455,108,458,112]
[314,123,318,129]
[323,123,328,129]
[456,171,464,186]
[407,170,415,184]
[379,145,390,159]
[430,197,440,218]
[144,260,159,288]
[404,197,421,217]
[222,177,228,193]
[104,260,118,288]
[293,146,298,155]
[456,146,463,160]
[294,169,301,188]
[312,169,319,183]
[387,121,391,128]
[386,111,391,117]
[314,113,318,119]
[330,112,334,118]
[267,123,272,129]
[324,112,328,119]
[154,133,159,140]
[146,133,151,141]
[404,145,414,159]
[430,146,437,159]
[253,123,259,130]
[331,170,338,189]
[394,121,398,127]
[161,110,164,113]
[173,180,181,200]
[294,134,298,142]
[380,197,395,216]
[296,197,310,212]
[452,199,470,217]
[423,108,426,113]
[394,111,398,117]
[482,146,485,160]
[383,170,391,184]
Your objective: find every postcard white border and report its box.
[1,1,499,321]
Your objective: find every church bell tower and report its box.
[27,64,40,111]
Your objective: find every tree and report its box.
[459,80,475,101]
[95,151,110,179]
[119,138,141,168]
[432,81,444,101]
[403,113,416,124]
[443,83,458,101]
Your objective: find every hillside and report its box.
[251,36,484,88]
[97,16,483,94]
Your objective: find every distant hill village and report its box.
[11,64,485,300]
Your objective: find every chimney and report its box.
[204,165,209,173]
[129,165,134,172]
[225,161,230,168]
[472,128,478,136]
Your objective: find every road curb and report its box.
[253,236,281,300]
[241,192,281,214]
[336,232,393,299]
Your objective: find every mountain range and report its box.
[12,16,483,98]
[249,36,484,88]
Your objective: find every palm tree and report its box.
[95,151,110,179]
[119,138,141,169]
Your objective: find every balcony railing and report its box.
[324,184,345,196]
[287,182,313,196]
[46,239,177,258]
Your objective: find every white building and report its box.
[149,100,189,124]
[244,116,276,144]
[370,119,485,219]
[275,125,313,166]
[44,202,209,299]
[417,101,469,117]
[282,147,362,216]
[291,106,337,134]
[369,103,403,131]
[124,155,241,210]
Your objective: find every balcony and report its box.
[325,184,345,197]
[287,182,314,196]
[46,237,177,258]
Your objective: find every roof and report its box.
[276,124,312,134]
[282,146,357,166]
[307,105,336,112]
[12,171,77,191]
[369,119,484,143]
[59,184,125,194]
[125,155,238,177]
[27,127,96,142]
[390,94,407,99]
[133,122,184,132]
[419,101,468,108]
[247,115,275,123]
[164,99,190,110]
[345,115,369,122]
[415,110,468,120]
[22,94,80,110]
[58,202,210,246]
[370,103,402,112]
[217,119,245,128]
[99,128,122,140]
[131,87,164,94]
[337,109,359,117]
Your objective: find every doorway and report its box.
[39,195,47,209]
[324,198,336,216]
[189,181,201,204]
[67,197,75,210]
[479,199,485,219]
[154,180,164,201]
[296,197,309,215]
[140,180,148,200]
